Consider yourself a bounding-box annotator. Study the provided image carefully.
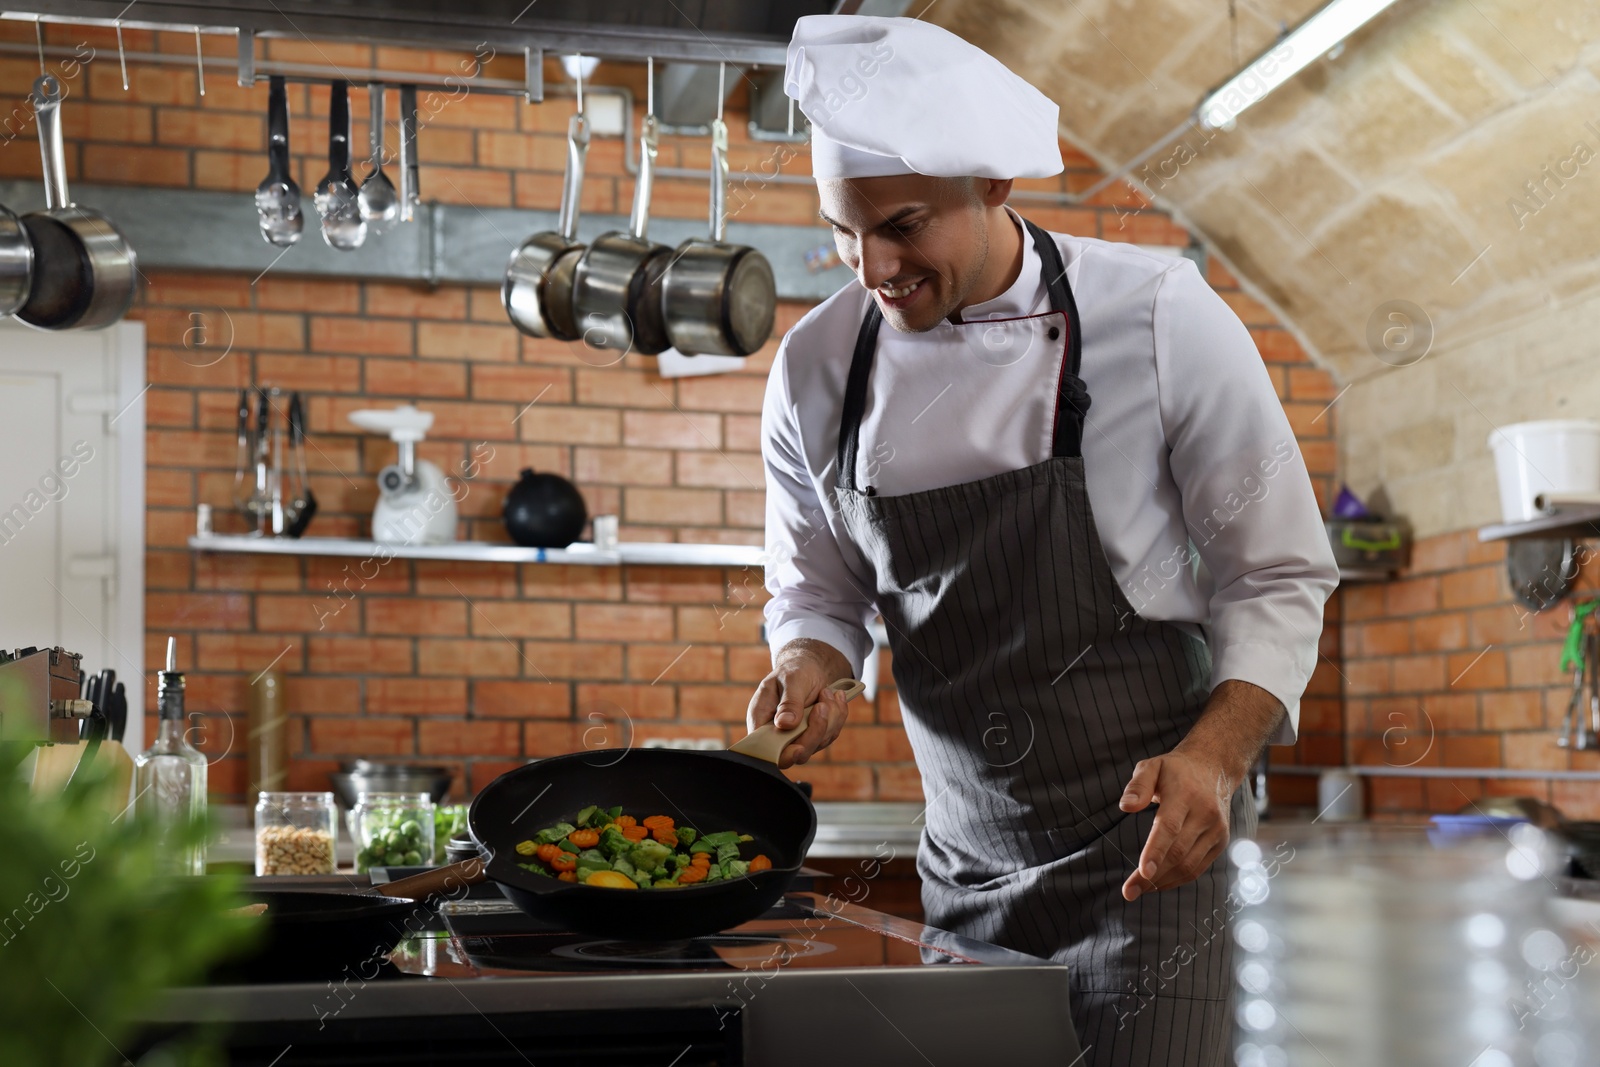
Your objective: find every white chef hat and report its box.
[784,15,1063,181]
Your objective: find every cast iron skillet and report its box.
[465,747,815,941]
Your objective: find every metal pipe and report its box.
[0,39,637,172]
[1,39,1113,212]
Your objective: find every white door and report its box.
[0,321,145,749]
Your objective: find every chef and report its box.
[747,14,1339,1066]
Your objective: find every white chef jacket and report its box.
[761,208,1339,744]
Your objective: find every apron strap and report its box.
[837,301,882,494]
[836,218,1091,491]
[1023,218,1091,459]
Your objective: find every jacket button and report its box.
[1047,326,1061,341]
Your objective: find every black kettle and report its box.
[503,468,588,548]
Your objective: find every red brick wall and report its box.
[1336,532,1600,820]
[0,25,1342,803]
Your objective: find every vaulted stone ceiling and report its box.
[930,0,1600,535]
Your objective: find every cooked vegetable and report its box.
[585,870,638,890]
[513,807,772,889]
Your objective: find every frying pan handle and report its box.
[729,677,865,764]
[707,117,728,243]
[32,75,69,211]
[399,85,419,222]
[377,857,487,902]
[628,114,658,242]
[558,112,590,242]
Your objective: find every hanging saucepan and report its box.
[0,203,32,317]
[17,74,137,331]
[658,64,776,358]
[503,61,591,342]
[571,58,673,357]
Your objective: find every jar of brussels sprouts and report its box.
[350,791,435,873]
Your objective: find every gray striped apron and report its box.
[832,219,1255,1066]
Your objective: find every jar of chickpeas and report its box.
[255,791,339,876]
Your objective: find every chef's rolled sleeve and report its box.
[1153,260,1340,745]
[760,342,878,678]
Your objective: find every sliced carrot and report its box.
[748,855,772,873]
[549,851,577,872]
[614,815,637,829]
[535,843,562,864]
[620,825,649,842]
[641,815,674,831]
[690,853,711,867]
[677,864,708,884]
[567,828,599,848]
[557,870,577,882]
[652,828,679,848]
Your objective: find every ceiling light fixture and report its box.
[1196,0,1400,129]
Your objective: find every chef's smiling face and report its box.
[818,174,1013,333]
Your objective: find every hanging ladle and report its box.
[256,75,303,247]
[357,82,398,233]
[314,81,366,251]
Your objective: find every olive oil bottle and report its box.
[134,637,208,874]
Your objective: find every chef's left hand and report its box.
[1117,750,1234,901]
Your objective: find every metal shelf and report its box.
[188,534,764,568]
[1478,505,1600,543]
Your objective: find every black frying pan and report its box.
[445,679,863,941]
[220,862,483,981]
[467,748,812,941]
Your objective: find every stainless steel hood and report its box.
[6,0,835,65]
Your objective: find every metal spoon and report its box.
[314,81,366,251]
[357,82,398,233]
[398,84,420,222]
[255,75,302,246]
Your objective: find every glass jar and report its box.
[254,791,338,876]
[351,791,435,873]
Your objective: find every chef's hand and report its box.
[1117,680,1284,902]
[747,638,855,770]
[1117,751,1234,901]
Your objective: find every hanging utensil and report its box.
[231,387,253,514]
[659,63,776,358]
[503,56,590,341]
[17,74,138,331]
[284,391,317,538]
[357,82,398,232]
[1585,629,1600,750]
[1558,654,1583,749]
[572,56,673,357]
[245,386,273,534]
[256,75,303,247]
[314,82,366,251]
[398,84,420,223]
[0,203,33,317]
